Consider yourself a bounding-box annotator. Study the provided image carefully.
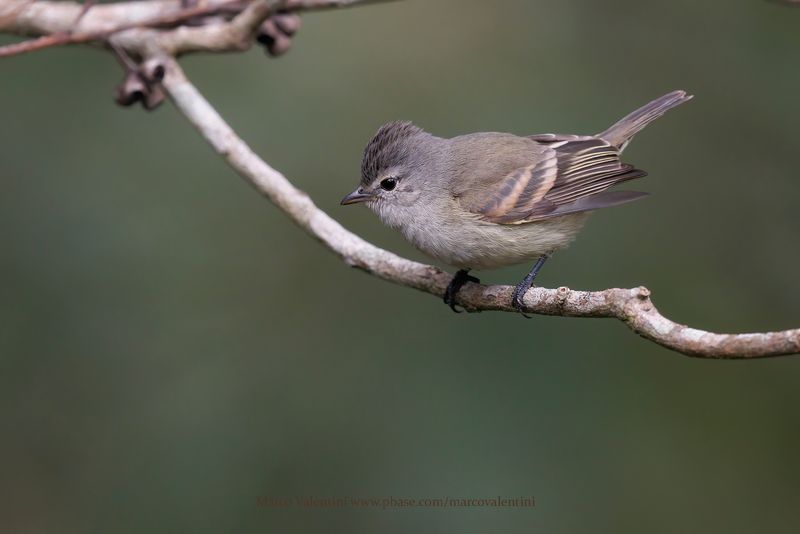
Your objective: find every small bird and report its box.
[341,91,692,313]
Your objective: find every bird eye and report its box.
[380,177,397,191]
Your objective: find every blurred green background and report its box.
[2,0,799,532]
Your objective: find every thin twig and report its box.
[284,0,400,8]
[108,40,137,72]
[0,33,69,57]
[76,0,96,22]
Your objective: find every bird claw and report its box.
[511,285,533,319]
[509,254,549,319]
[443,287,462,313]
[443,270,479,313]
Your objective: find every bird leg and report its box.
[511,254,550,317]
[443,269,480,313]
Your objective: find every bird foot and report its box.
[511,282,533,319]
[443,269,480,313]
[510,254,550,318]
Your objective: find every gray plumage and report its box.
[343,90,692,271]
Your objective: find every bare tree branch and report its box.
[0,0,244,57]
[1,0,798,359]
[0,0,395,57]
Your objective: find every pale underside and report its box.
[397,209,591,270]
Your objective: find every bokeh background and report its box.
[2,0,799,532]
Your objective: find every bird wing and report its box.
[459,135,649,225]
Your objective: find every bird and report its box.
[341,90,693,313]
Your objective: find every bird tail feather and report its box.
[598,90,693,151]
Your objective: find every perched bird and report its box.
[341,91,693,313]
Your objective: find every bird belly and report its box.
[401,212,589,270]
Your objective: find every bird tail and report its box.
[597,90,693,151]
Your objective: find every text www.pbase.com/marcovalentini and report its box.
[257,496,535,510]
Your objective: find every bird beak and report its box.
[340,188,373,206]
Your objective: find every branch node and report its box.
[113,65,166,111]
[141,57,166,83]
[257,13,301,56]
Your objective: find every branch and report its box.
[0,0,395,57]
[160,58,800,359]
[0,0,244,57]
